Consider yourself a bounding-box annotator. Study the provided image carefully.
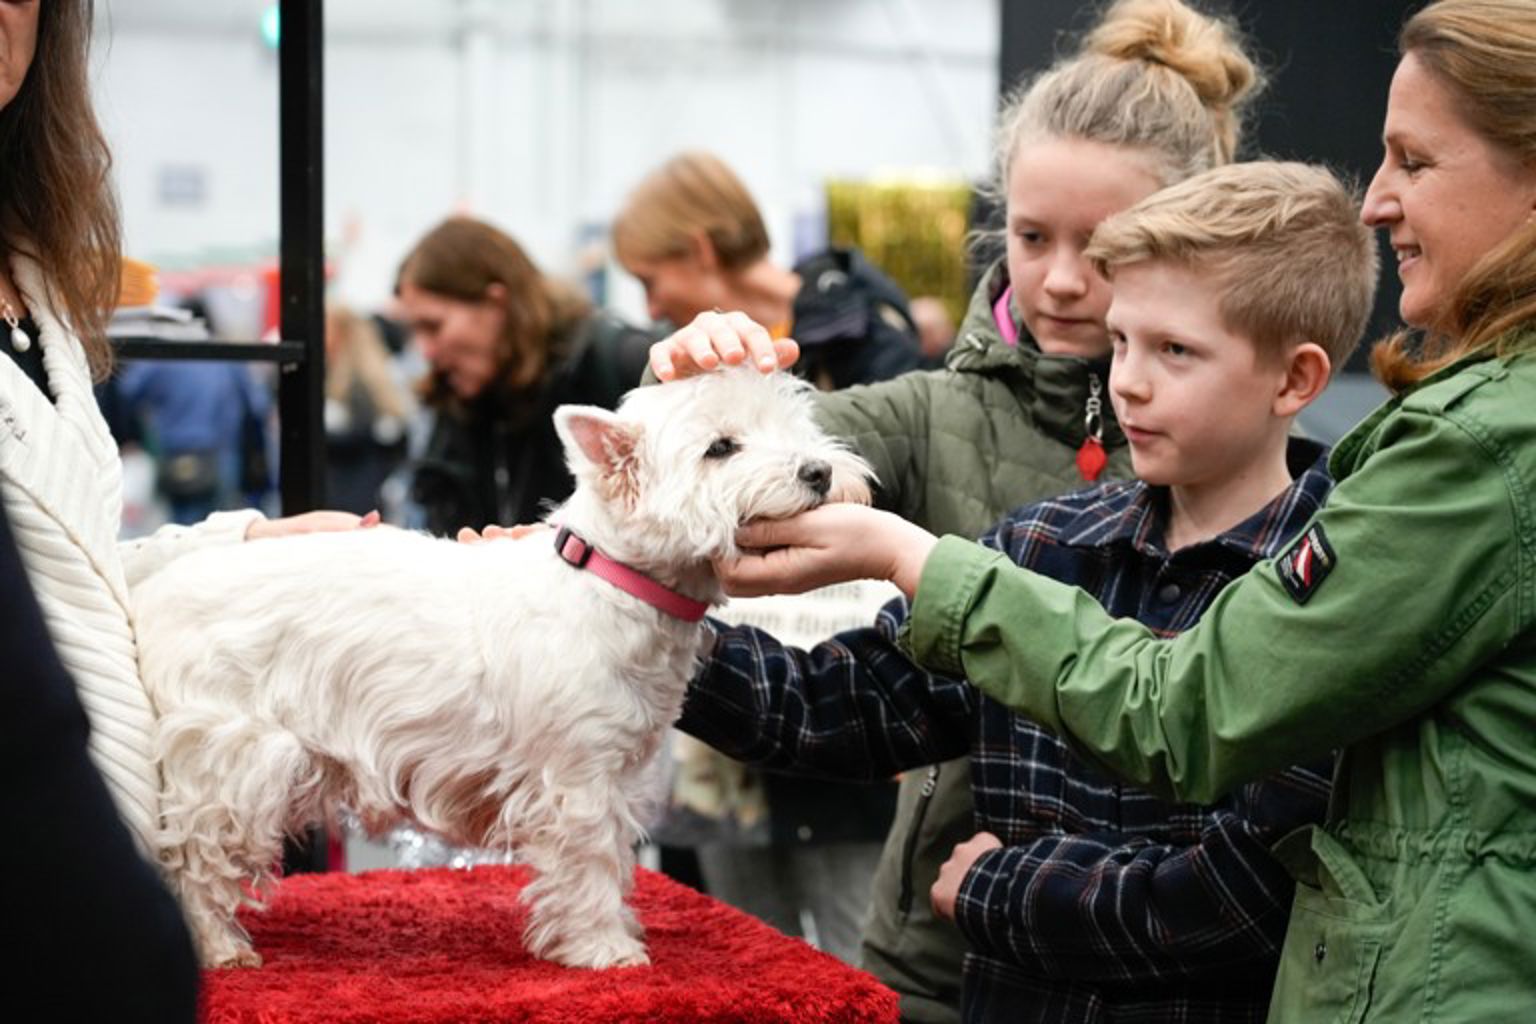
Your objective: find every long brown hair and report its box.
[0,0,121,380]
[1371,0,1536,392]
[396,217,589,410]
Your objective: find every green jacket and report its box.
[814,260,1131,1023]
[903,347,1536,1022]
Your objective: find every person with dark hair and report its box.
[0,0,373,859]
[395,216,656,535]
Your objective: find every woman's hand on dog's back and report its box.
[456,523,549,544]
[245,509,381,541]
[649,310,799,382]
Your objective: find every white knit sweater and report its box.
[0,255,262,853]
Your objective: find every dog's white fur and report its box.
[133,368,871,970]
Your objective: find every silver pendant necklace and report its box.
[1,296,29,353]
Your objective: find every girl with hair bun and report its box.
[640,1,1269,1018]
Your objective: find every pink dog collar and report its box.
[554,526,709,623]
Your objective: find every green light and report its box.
[260,5,280,49]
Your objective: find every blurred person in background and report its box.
[323,303,413,515]
[395,216,655,535]
[115,331,274,525]
[613,150,922,391]
[909,296,958,369]
[613,150,913,965]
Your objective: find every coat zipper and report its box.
[897,764,941,915]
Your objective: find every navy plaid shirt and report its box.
[678,438,1334,1024]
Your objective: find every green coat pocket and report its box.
[1267,827,1392,1023]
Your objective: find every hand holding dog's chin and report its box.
[717,505,936,598]
[245,509,380,541]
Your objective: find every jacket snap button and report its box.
[1314,941,1327,963]
[1158,582,1182,604]
[797,825,813,841]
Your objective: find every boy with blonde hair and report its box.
[1089,158,1376,371]
[677,160,1377,1022]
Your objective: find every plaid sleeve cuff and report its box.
[951,844,1005,951]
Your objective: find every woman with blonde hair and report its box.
[715,1,1536,1018]
[641,0,1264,1018]
[614,150,923,390]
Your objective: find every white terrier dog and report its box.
[133,368,872,971]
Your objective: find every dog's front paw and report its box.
[565,932,650,970]
[208,947,264,969]
[529,925,649,969]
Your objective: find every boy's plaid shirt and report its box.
[678,440,1334,1024]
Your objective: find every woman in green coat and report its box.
[714,1,1536,1019]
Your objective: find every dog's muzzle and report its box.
[798,460,832,498]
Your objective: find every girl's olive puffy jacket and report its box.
[812,259,1131,1022]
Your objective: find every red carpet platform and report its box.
[200,865,899,1023]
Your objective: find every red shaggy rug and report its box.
[200,865,899,1023]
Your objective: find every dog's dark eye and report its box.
[704,437,739,460]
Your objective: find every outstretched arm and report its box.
[122,510,379,590]
[678,597,974,780]
[904,407,1522,802]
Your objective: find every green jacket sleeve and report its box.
[902,404,1526,803]
[812,374,933,521]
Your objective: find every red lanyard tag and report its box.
[1076,436,1107,481]
[1078,373,1107,481]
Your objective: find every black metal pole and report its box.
[277,0,325,516]
[278,0,330,875]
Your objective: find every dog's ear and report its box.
[554,405,643,507]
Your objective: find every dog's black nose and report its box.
[799,460,832,497]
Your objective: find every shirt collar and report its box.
[1059,436,1332,561]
